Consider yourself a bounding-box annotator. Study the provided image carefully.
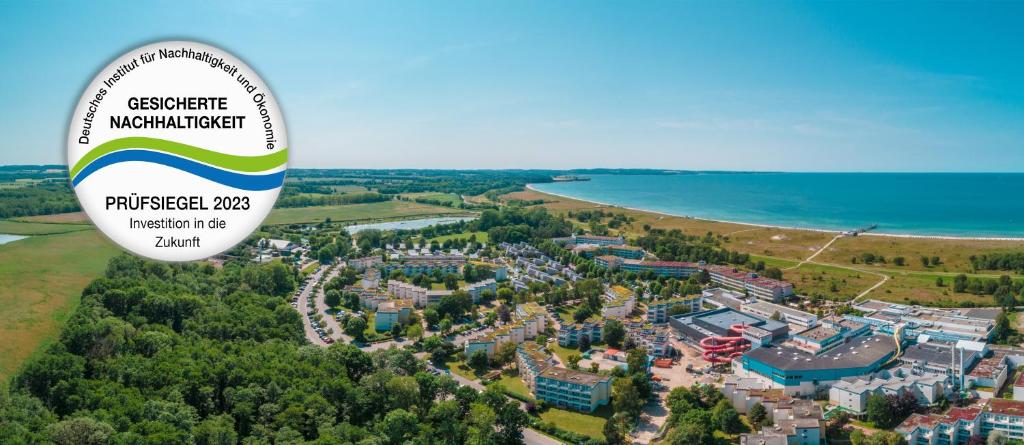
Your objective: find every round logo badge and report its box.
[67,41,287,262]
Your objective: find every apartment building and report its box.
[897,399,1024,445]
[387,280,454,308]
[573,234,625,246]
[601,285,637,318]
[534,367,613,413]
[516,342,558,392]
[558,319,603,347]
[347,255,383,272]
[463,278,497,303]
[375,299,413,331]
[465,302,547,358]
[704,264,794,302]
[647,294,704,323]
[574,244,644,260]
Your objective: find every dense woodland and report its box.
[0,182,80,218]
[0,256,527,445]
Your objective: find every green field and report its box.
[0,219,92,235]
[0,229,120,381]
[402,192,462,206]
[264,200,473,225]
[331,185,369,193]
[430,231,489,244]
[494,370,531,399]
[537,404,613,440]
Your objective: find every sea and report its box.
[530,173,1024,239]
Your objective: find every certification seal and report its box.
[67,41,287,262]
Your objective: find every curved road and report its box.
[292,263,562,444]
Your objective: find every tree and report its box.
[626,347,649,375]
[194,414,237,445]
[591,362,600,373]
[444,274,460,290]
[749,402,767,430]
[424,307,440,327]
[469,349,490,373]
[866,393,895,429]
[567,354,582,370]
[604,319,625,348]
[669,422,711,445]
[496,287,514,304]
[604,414,628,445]
[711,399,743,434]
[406,323,423,341]
[439,317,453,336]
[324,289,342,308]
[613,378,644,420]
[378,408,420,445]
[988,431,1008,445]
[45,417,114,445]
[494,341,518,367]
[345,316,367,342]
[496,304,511,322]
[391,322,403,338]
[851,430,867,445]
[578,334,591,352]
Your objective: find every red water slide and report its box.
[700,324,750,363]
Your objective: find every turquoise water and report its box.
[531,173,1024,238]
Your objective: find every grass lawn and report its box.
[430,231,489,244]
[301,261,319,276]
[494,370,531,399]
[537,404,613,440]
[444,359,480,381]
[548,343,584,365]
[0,229,120,382]
[430,281,466,290]
[781,262,883,301]
[0,219,93,235]
[265,200,473,225]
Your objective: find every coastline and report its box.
[525,184,1024,242]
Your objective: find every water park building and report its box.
[736,335,897,396]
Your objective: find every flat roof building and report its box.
[534,366,613,413]
[736,335,897,396]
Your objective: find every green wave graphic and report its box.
[70,137,288,179]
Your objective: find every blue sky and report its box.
[1,1,1022,171]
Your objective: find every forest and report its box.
[0,255,526,445]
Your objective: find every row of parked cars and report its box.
[291,271,335,344]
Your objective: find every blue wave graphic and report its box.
[72,149,285,191]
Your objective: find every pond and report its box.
[344,216,476,234]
